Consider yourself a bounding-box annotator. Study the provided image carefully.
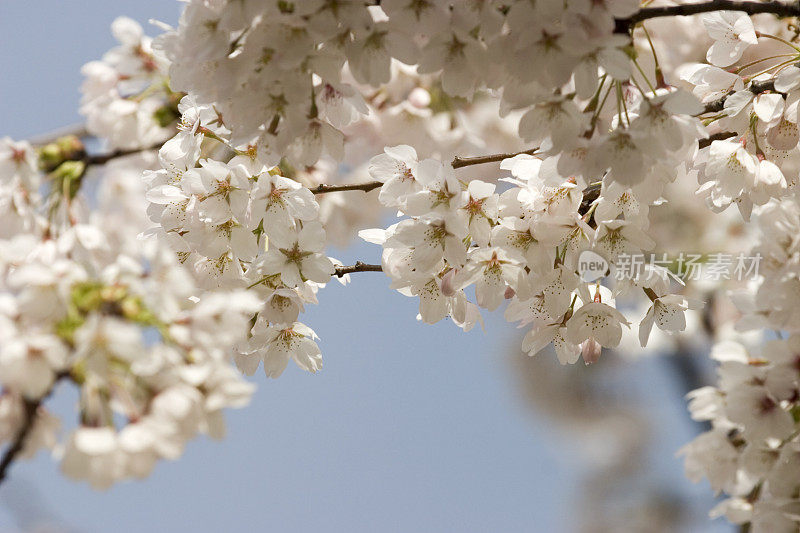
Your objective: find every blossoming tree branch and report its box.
[2,0,800,529]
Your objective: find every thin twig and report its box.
[29,126,542,196]
[37,138,164,174]
[0,374,67,486]
[693,79,781,148]
[310,182,383,194]
[311,148,540,193]
[699,131,739,148]
[84,141,164,166]
[334,261,383,277]
[617,0,800,32]
[580,182,602,214]
[451,148,538,169]
[701,78,779,115]
[0,398,40,486]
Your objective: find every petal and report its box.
[639,306,655,347]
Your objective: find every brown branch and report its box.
[38,137,164,174]
[84,142,164,166]
[617,0,800,32]
[694,80,782,148]
[702,78,779,115]
[0,374,66,486]
[334,261,383,277]
[311,148,540,194]
[330,183,601,277]
[310,181,383,194]
[580,182,602,214]
[32,130,539,197]
[0,398,40,485]
[451,148,538,169]
[699,131,739,148]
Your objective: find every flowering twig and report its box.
[693,79,781,148]
[451,148,538,169]
[310,148,541,194]
[617,0,800,32]
[84,142,164,166]
[580,182,602,214]
[702,78,778,115]
[0,398,40,485]
[33,132,592,210]
[0,374,67,485]
[309,182,383,194]
[333,261,383,277]
[29,121,542,186]
[699,131,738,148]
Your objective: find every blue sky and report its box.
[0,3,728,532]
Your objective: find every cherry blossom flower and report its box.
[702,11,758,67]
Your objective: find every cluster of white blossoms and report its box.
[0,135,262,488]
[80,17,179,151]
[6,1,800,528]
[362,128,702,366]
[671,11,800,530]
[143,93,338,379]
[155,0,634,169]
[681,336,800,531]
[148,2,800,526]
[152,0,711,368]
[0,13,530,489]
[684,12,798,220]
[680,198,800,530]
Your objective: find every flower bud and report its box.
[581,338,602,365]
[439,269,457,297]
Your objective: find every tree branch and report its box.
[451,148,538,169]
[334,261,383,277]
[310,148,540,194]
[693,79,781,148]
[0,375,66,486]
[309,182,383,194]
[30,129,539,196]
[84,141,164,166]
[699,131,739,148]
[37,137,164,174]
[702,78,778,115]
[0,398,40,486]
[617,0,800,32]
[329,181,602,278]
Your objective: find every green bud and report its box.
[56,135,84,159]
[71,281,104,313]
[121,295,162,328]
[38,143,63,171]
[51,160,87,198]
[60,280,168,343]
[55,314,84,345]
[101,285,127,302]
[38,136,85,172]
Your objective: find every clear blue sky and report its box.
[0,3,728,532]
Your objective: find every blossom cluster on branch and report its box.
[0,136,260,487]
[3,2,800,530]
